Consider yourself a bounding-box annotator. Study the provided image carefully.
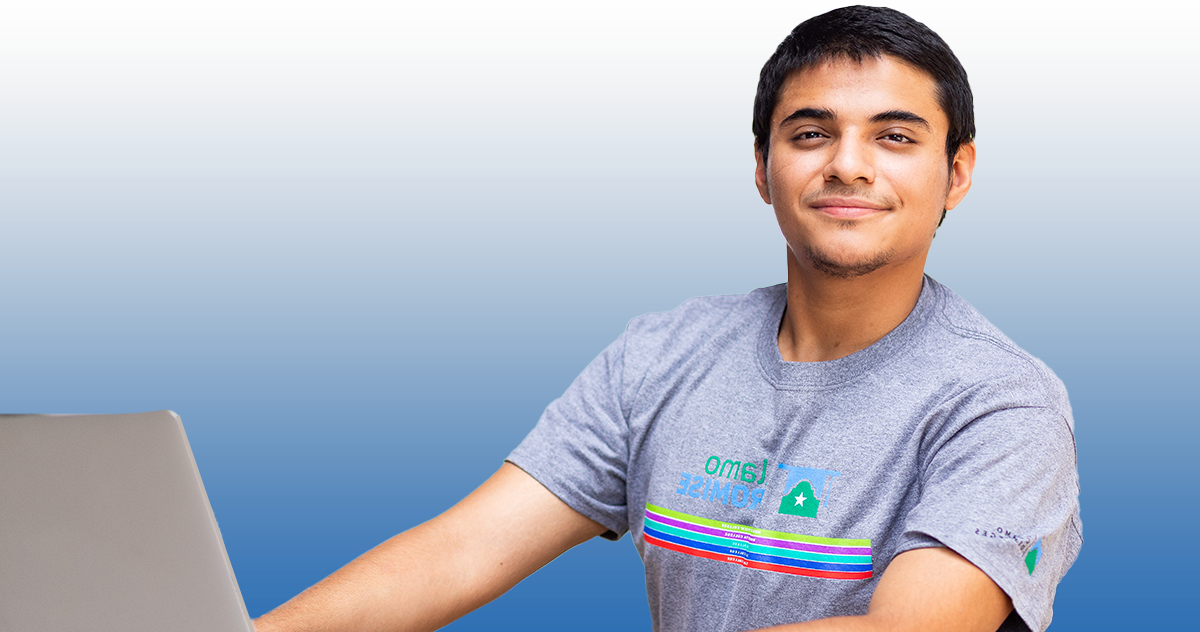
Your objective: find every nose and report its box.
[822,136,875,184]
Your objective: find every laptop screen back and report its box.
[0,411,254,631]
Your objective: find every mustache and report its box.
[802,185,896,208]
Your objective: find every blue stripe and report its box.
[644,525,873,573]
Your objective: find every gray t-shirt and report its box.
[507,277,1081,632]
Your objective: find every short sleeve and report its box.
[899,405,1082,632]
[506,331,633,540]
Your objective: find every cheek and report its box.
[768,154,823,197]
[881,159,949,209]
[768,144,822,175]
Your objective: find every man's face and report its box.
[755,54,974,279]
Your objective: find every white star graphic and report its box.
[794,491,807,506]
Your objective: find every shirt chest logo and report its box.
[776,464,842,519]
[673,455,843,520]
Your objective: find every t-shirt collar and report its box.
[756,275,938,390]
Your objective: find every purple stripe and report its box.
[645,509,871,556]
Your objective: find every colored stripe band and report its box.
[646,510,871,556]
[644,534,872,580]
[644,518,872,565]
[647,504,870,549]
[643,504,872,580]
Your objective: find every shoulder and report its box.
[621,284,781,350]
[913,278,1075,447]
[611,284,782,393]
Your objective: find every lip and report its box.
[810,197,890,219]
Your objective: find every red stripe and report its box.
[644,533,873,581]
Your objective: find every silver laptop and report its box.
[0,411,255,631]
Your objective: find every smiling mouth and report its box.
[810,197,891,219]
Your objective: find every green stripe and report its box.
[646,503,871,548]
[645,517,872,564]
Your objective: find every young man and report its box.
[255,6,1080,632]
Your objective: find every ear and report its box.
[943,141,976,211]
[754,145,772,205]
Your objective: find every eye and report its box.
[880,133,913,143]
[792,130,826,141]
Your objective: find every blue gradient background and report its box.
[2,1,1195,629]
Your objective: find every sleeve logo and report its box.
[1024,538,1043,575]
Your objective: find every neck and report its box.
[778,248,927,362]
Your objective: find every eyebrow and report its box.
[870,110,932,131]
[778,107,835,128]
[777,107,933,133]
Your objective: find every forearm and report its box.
[254,521,490,632]
[756,615,881,632]
[254,463,605,632]
[756,607,1001,632]
[756,612,957,632]
[757,548,1012,632]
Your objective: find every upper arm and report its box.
[895,404,1080,631]
[865,547,1012,632]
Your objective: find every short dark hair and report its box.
[752,5,974,171]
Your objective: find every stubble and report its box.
[798,239,896,279]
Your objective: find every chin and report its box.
[799,243,895,279]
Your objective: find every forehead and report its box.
[773,55,947,130]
